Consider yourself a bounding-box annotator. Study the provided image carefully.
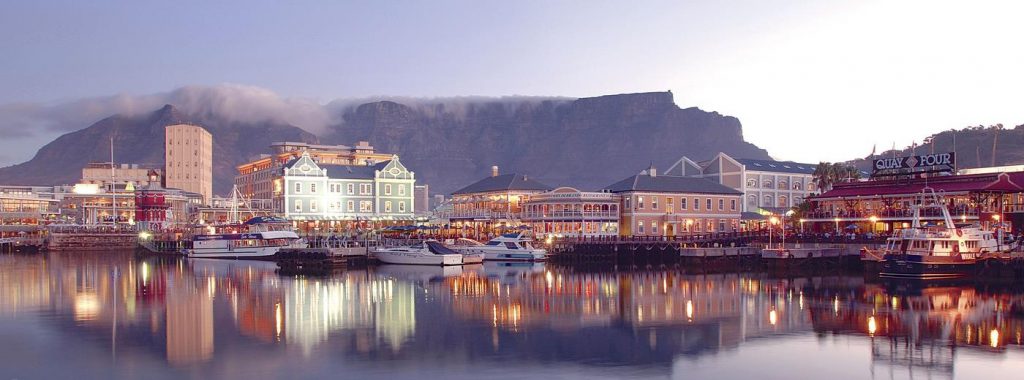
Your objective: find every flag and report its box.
[865,144,876,160]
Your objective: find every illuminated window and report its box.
[294,200,302,212]
[347,200,354,212]
[638,221,645,234]
[638,196,645,209]
[652,196,659,210]
[385,201,392,212]
[399,201,406,212]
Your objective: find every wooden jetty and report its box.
[0,236,45,253]
[275,245,369,275]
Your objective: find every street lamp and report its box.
[833,217,840,234]
[869,215,878,234]
[783,210,795,248]
[769,216,779,249]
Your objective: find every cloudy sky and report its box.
[1,0,1022,166]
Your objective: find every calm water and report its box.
[1,252,1023,380]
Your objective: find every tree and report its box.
[813,162,861,193]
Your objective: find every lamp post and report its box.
[834,217,840,235]
[783,210,795,248]
[799,218,805,234]
[769,216,779,249]
[869,215,878,235]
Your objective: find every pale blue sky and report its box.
[1,0,1022,165]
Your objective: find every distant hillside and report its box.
[0,91,772,196]
[847,124,1024,172]
[0,105,318,195]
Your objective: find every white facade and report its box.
[279,152,416,221]
[666,152,818,212]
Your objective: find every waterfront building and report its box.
[522,187,620,238]
[165,124,213,204]
[195,196,276,225]
[80,162,161,190]
[804,171,1024,234]
[235,141,394,201]
[449,166,552,235]
[606,165,743,236]
[277,152,416,229]
[666,152,818,213]
[0,186,62,236]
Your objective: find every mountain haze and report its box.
[0,91,771,195]
[847,124,1024,172]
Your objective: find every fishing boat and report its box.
[374,240,465,266]
[868,188,1002,280]
[449,233,547,262]
[186,216,306,259]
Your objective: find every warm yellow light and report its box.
[769,309,778,325]
[991,329,999,348]
[686,300,694,320]
[868,316,877,335]
[138,231,152,240]
[275,302,282,339]
[869,216,878,223]
[74,292,100,321]
[769,217,779,225]
[992,215,1001,221]
[891,296,899,310]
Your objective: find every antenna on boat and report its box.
[110,136,116,228]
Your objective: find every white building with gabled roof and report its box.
[666,152,818,213]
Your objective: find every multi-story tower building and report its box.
[164,124,213,204]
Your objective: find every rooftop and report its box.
[812,172,1024,200]
[452,173,552,195]
[735,158,817,174]
[604,173,742,195]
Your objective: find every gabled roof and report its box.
[604,174,742,195]
[736,158,817,174]
[320,161,391,180]
[453,173,552,195]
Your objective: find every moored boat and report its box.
[449,233,547,262]
[374,240,464,266]
[186,216,306,259]
[870,189,1002,280]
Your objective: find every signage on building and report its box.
[871,152,955,176]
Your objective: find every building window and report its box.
[651,196,659,210]
[730,199,737,211]
[719,220,726,231]
[779,195,788,207]
[385,184,392,195]
[747,178,757,188]
[680,198,687,210]
[778,180,788,190]
[310,200,318,212]
[310,183,316,193]
[763,180,773,188]
[399,201,406,212]
[638,221,645,235]
[347,183,354,195]
[625,198,631,210]
[706,198,712,210]
[747,195,758,207]
[385,201,392,212]
[360,184,371,195]
[666,197,674,211]
[764,195,773,206]
[793,182,803,190]
[694,198,700,210]
[638,196,645,210]
[360,201,372,212]
[718,199,724,210]
[294,182,301,193]
[294,200,302,212]
[399,185,405,196]
[347,200,354,212]
[652,221,659,235]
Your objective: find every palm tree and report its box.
[813,162,862,193]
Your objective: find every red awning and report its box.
[813,172,1024,200]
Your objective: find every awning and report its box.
[741,212,767,221]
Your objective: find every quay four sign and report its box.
[872,152,955,174]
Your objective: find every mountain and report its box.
[0,91,771,196]
[847,124,1024,173]
[325,91,769,194]
[0,104,318,195]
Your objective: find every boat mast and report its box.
[111,136,116,228]
[230,184,239,224]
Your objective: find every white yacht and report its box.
[864,188,1003,279]
[374,240,465,266]
[450,233,547,262]
[186,216,306,259]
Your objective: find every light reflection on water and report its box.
[1,251,1023,379]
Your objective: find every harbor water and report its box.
[1,251,1023,379]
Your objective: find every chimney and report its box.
[492,166,499,177]
[648,162,657,177]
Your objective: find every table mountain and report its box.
[324,91,770,193]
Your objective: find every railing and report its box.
[522,211,618,219]
[805,208,980,220]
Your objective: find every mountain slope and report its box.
[847,124,1024,172]
[0,105,318,195]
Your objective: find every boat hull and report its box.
[879,257,976,280]
[187,246,284,260]
[375,250,463,266]
[452,247,547,262]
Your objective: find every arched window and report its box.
[764,195,773,206]
[747,179,758,188]
[778,180,788,190]
[763,180,773,188]
[793,182,803,190]
[779,195,788,207]
[747,195,758,207]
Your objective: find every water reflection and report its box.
[1,252,1022,379]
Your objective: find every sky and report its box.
[1,0,1022,166]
